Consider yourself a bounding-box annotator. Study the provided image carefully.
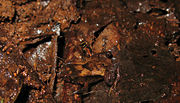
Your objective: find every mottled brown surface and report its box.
[0,50,22,103]
[0,0,180,103]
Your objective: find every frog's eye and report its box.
[105,51,113,59]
